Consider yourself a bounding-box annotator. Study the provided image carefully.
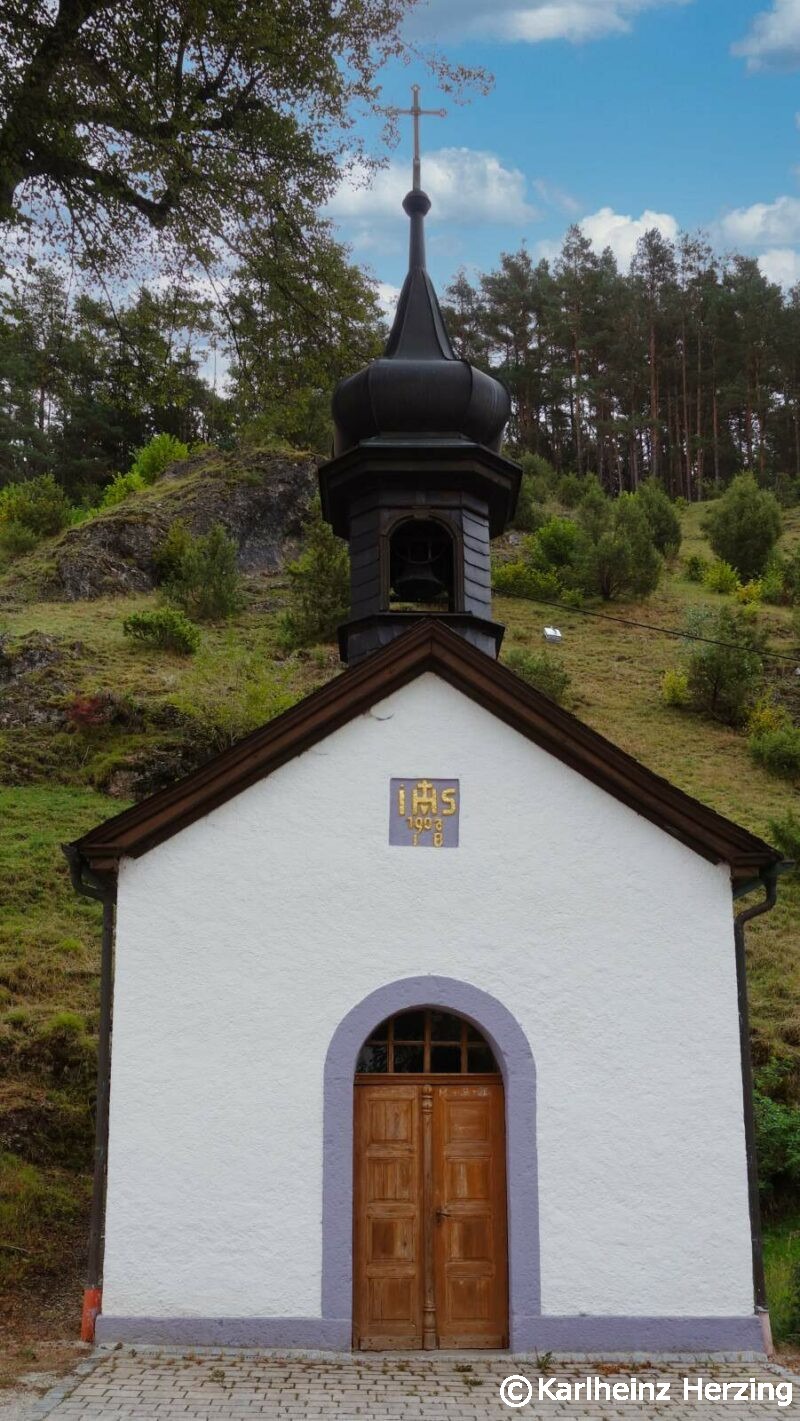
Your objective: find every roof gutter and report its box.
[63,843,116,1344]
[732,861,790,1352]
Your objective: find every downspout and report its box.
[733,863,782,1356]
[63,843,116,1345]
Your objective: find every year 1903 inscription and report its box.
[389,778,460,848]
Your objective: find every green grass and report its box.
[1,496,799,1334]
[765,1215,800,1343]
[0,787,116,1321]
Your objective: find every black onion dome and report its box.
[331,188,511,457]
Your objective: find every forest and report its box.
[3,223,800,508]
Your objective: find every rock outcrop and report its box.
[46,447,318,600]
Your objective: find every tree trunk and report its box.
[681,321,691,500]
[712,380,720,488]
[696,328,704,491]
[649,319,658,481]
[573,335,583,474]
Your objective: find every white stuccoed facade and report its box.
[102,671,753,1329]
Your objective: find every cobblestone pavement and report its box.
[27,1350,800,1420]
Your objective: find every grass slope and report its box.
[1,498,799,1344]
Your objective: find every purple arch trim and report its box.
[321,975,541,1348]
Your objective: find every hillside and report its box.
[1,465,799,1350]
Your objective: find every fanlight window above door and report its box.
[356,1009,499,1075]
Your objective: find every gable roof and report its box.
[67,619,780,886]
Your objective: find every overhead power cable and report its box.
[510,595,800,665]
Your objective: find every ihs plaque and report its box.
[389,778,460,848]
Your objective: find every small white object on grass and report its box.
[543,627,563,644]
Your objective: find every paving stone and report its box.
[27,1350,800,1420]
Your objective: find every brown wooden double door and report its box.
[354,1081,508,1350]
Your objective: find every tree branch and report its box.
[27,150,174,225]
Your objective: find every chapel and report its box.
[66,111,785,1357]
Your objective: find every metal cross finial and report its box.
[389,84,446,192]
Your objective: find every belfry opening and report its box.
[389,518,455,610]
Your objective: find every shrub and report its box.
[527,516,583,572]
[703,472,782,580]
[761,558,788,605]
[703,559,740,595]
[578,495,661,602]
[99,470,146,507]
[576,477,611,541]
[129,433,189,484]
[684,607,764,726]
[520,452,557,488]
[754,1089,800,1205]
[637,479,682,558]
[661,668,691,708]
[748,695,789,739]
[492,561,561,602]
[152,519,193,584]
[0,473,72,536]
[775,472,800,507]
[510,475,547,533]
[278,500,349,648]
[0,521,39,558]
[560,587,584,609]
[749,724,800,779]
[556,473,585,509]
[503,648,571,704]
[514,455,557,526]
[123,608,201,655]
[736,579,763,605]
[683,553,707,582]
[166,523,244,621]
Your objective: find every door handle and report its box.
[435,1207,451,1223]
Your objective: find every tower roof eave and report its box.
[318,438,521,538]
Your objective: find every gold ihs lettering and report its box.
[397,784,406,816]
[440,786,457,816]
[412,779,438,814]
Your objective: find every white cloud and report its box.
[757,247,800,286]
[532,178,582,215]
[720,195,800,247]
[732,0,800,71]
[375,281,401,320]
[406,0,690,44]
[578,205,679,267]
[327,148,537,226]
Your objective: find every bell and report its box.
[390,523,452,604]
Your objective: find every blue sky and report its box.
[325,0,800,307]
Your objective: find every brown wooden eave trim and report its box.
[71,620,780,879]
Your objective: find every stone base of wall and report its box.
[95,1314,766,1356]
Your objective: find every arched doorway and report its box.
[353,1008,508,1350]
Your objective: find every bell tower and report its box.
[318,89,520,665]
